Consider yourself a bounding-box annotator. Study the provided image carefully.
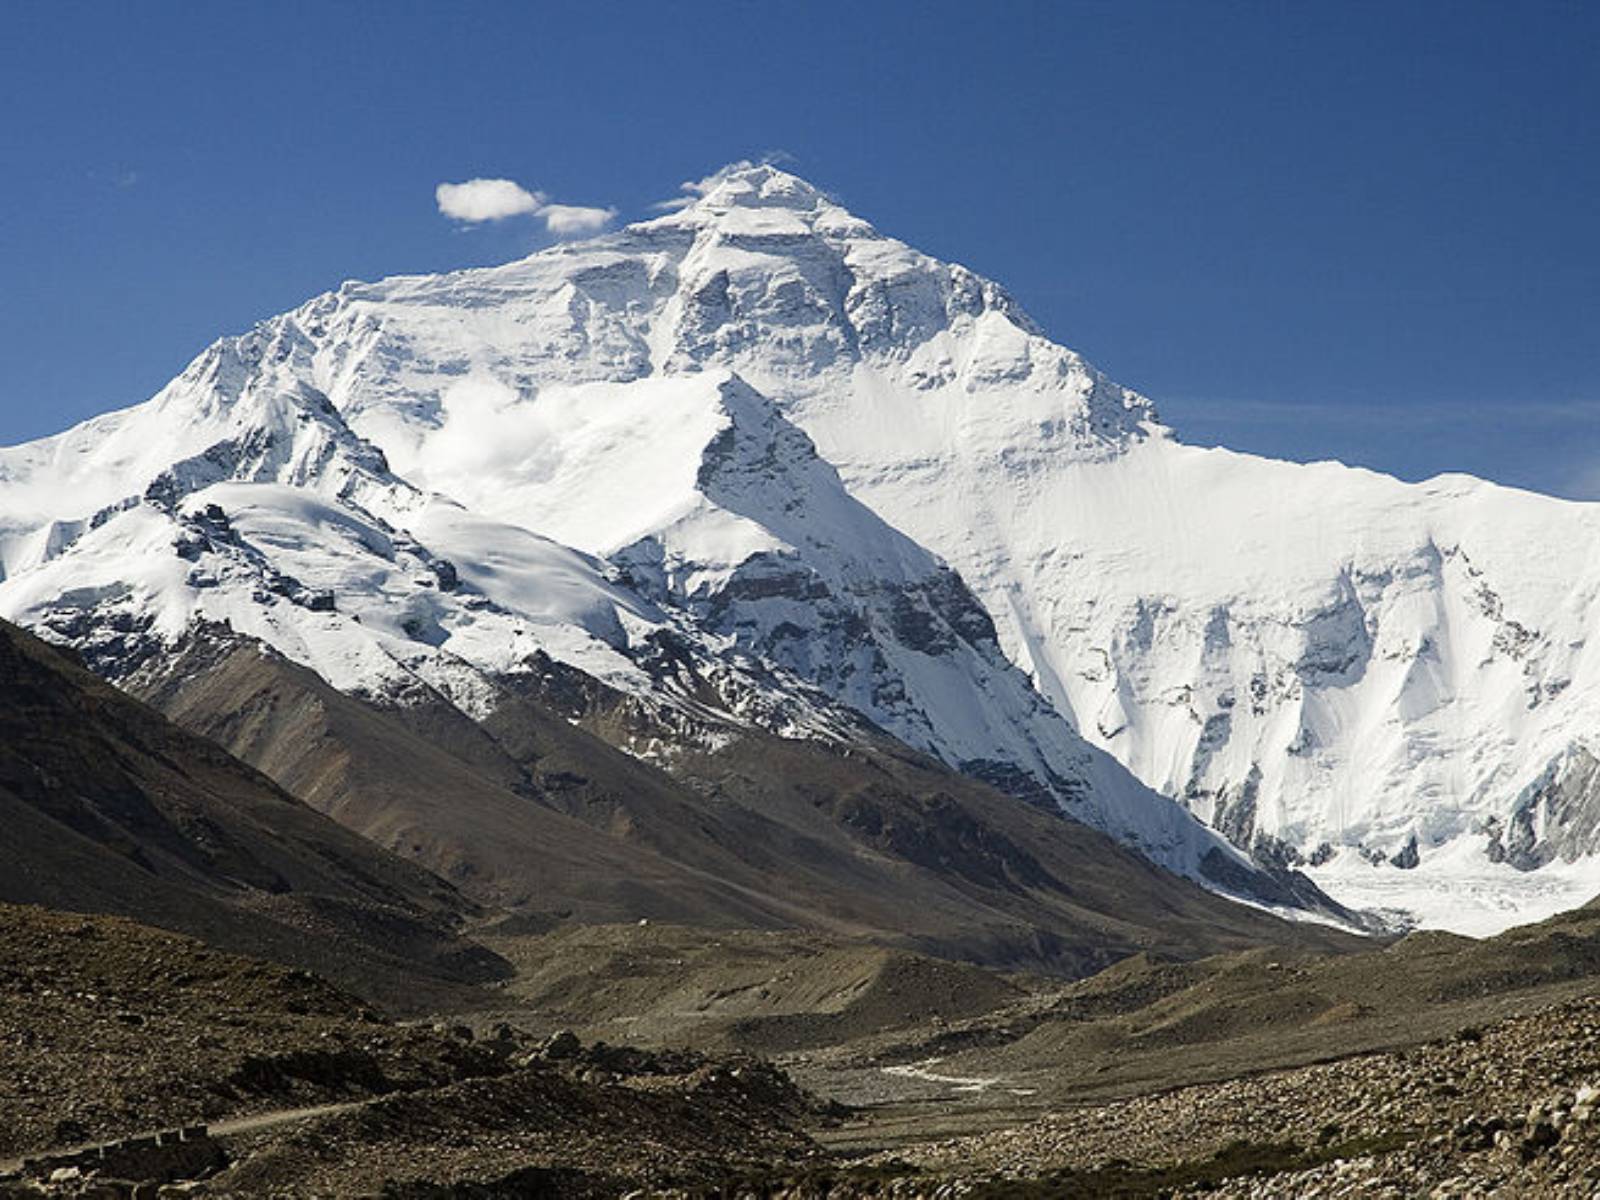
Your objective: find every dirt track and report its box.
[0,1101,367,1178]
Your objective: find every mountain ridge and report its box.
[5,162,1594,930]
[127,620,1363,973]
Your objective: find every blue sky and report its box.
[3,1,1596,496]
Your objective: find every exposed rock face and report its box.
[1488,747,1600,870]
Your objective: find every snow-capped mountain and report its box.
[0,327,863,755]
[0,168,1275,909]
[4,162,1593,931]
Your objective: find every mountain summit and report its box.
[5,164,1597,932]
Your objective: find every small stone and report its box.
[540,1028,581,1060]
[1520,1120,1560,1162]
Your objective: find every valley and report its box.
[2,161,1598,1196]
[9,902,1600,1195]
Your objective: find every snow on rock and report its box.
[415,364,1246,881]
[7,161,1595,929]
[0,342,847,743]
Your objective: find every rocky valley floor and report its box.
[10,903,1600,1196]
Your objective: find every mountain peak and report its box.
[690,162,829,212]
[643,162,875,242]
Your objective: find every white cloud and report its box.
[539,204,618,236]
[436,178,545,223]
[435,178,618,236]
[648,172,730,212]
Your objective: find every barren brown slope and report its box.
[855,898,1600,1114]
[0,619,504,1010]
[663,732,1364,971]
[134,635,863,931]
[137,634,1363,978]
[0,902,490,1157]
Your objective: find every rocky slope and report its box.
[0,903,502,1159]
[128,627,1359,976]
[873,989,1600,1199]
[860,1000,1600,1198]
[10,898,1600,1197]
[0,618,504,1008]
[0,904,825,1198]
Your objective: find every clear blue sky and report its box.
[3,1,1597,496]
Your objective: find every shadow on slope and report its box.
[0,619,505,1011]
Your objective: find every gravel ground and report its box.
[862,992,1600,1197]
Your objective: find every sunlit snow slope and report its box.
[4,162,1595,930]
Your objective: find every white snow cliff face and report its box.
[4,162,1598,932]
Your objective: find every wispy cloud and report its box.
[649,168,734,212]
[87,167,142,190]
[539,203,617,235]
[435,177,617,237]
